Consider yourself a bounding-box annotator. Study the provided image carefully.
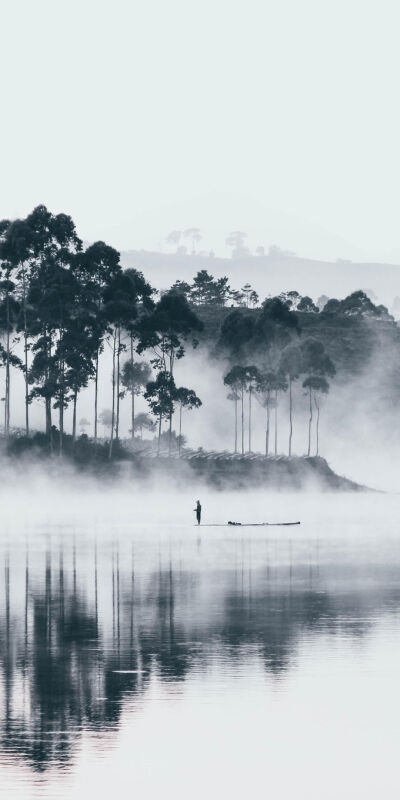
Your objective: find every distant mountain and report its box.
[120,249,400,307]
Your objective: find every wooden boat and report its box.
[199,521,301,527]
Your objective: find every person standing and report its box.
[194,500,202,525]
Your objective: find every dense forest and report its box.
[0,205,397,464]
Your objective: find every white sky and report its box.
[1,0,400,262]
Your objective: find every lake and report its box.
[1,489,400,799]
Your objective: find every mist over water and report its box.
[1,490,400,799]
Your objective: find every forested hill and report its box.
[120,249,400,308]
[196,302,400,385]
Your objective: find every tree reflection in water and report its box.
[1,534,399,773]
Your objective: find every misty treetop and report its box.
[170,270,259,308]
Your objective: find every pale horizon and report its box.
[3,0,400,264]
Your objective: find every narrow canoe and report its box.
[198,521,301,527]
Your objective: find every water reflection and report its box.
[1,531,400,775]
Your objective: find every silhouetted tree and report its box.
[255,297,300,362]
[175,386,202,455]
[138,290,203,449]
[144,371,177,455]
[121,360,151,441]
[103,270,153,457]
[191,270,214,305]
[170,280,192,300]
[280,344,303,456]
[27,209,82,454]
[223,366,258,455]
[79,242,121,443]
[1,216,34,435]
[0,267,21,437]
[305,375,329,455]
[301,339,335,456]
[246,366,262,452]
[297,296,319,313]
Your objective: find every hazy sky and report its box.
[2,0,400,262]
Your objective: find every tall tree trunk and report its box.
[315,394,320,456]
[288,377,293,457]
[72,390,77,443]
[274,389,278,456]
[130,335,135,440]
[59,399,63,457]
[241,387,244,455]
[168,410,172,456]
[22,265,29,436]
[179,404,182,456]
[266,393,270,456]
[5,290,10,439]
[116,326,121,442]
[234,397,238,453]
[307,385,313,457]
[59,355,64,458]
[46,331,53,455]
[168,345,174,455]
[109,330,116,460]
[157,412,162,455]
[94,348,99,443]
[248,385,252,453]
[45,398,51,437]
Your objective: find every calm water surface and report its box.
[1,491,400,799]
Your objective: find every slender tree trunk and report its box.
[47,332,53,455]
[45,398,51,437]
[274,389,278,456]
[5,290,10,439]
[109,330,116,460]
[94,348,99,443]
[266,394,270,456]
[22,265,29,436]
[59,398,63,457]
[248,385,252,453]
[72,391,77,443]
[241,387,244,455]
[116,326,121,442]
[157,412,162,455]
[288,377,293,457]
[168,345,174,455]
[179,404,182,456]
[130,335,135,440]
[315,395,320,456]
[234,397,238,453]
[168,410,172,456]
[59,354,64,458]
[307,385,313,457]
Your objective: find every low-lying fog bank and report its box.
[0,472,393,535]
[1,449,369,493]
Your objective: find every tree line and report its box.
[171,271,259,308]
[221,298,336,457]
[3,206,387,460]
[0,206,204,457]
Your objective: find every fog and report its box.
[3,316,400,493]
[3,1,400,265]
